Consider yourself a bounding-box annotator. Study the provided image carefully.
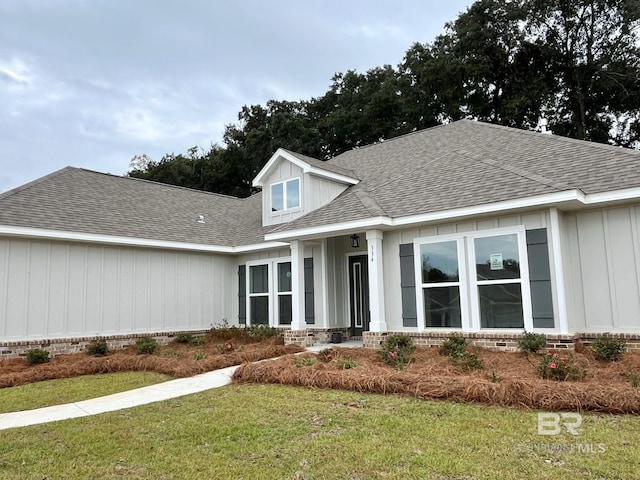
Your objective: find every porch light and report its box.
[350,234,360,248]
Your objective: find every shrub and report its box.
[218,340,236,354]
[378,335,416,370]
[518,332,547,353]
[439,336,467,357]
[26,348,50,365]
[538,353,585,381]
[294,356,317,368]
[247,324,280,340]
[135,336,158,355]
[193,351,206,361]
[86,339,108,357]
[174,333,194,344]
[440,336,482,371]
[449,350,483,371]
[162,349,182,358]
[590,337,626,362]
[629,371,640,388]
[317,347,337,363]
[188,336,206,346]
[337,358,358,370]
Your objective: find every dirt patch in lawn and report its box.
[0,336,303,388]
[233,346,640,414]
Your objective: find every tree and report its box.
[524,0,640,145]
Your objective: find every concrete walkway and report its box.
[0,340,361,430]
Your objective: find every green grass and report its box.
[0,372,170,413]
[1,384,639,479]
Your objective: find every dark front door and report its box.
[348,255,370,336]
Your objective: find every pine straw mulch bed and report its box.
[0,337,303,389]
[232,345,640,414]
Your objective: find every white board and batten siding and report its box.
[562,205,640,333]
[381,212,552,331]
[0,238,235,341]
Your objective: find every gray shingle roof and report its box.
[2,120,639,247]
[0,167,266,247]
[271,120,640,233]
[279,149,358,180]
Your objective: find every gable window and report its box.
[271,178,300,212]
[415,227,532,331]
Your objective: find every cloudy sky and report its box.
[0,0,472,193]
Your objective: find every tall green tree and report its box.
[525,0,640,145]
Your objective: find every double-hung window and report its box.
[415,227,532,331]
[271,178,300,212]
[419,239,467,328]
[246,259,294,327]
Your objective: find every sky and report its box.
[0,0,473,194]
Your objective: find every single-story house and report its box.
[2,120,640,357]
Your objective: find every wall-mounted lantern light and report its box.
[350,234,360,248]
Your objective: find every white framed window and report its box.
[271,178,300,212]
[416,237,469,330]
[246,258,293,326]
[414,227,533,332]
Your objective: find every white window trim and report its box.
[414,236,469,332]
[276,260,293,326]
[246,257,292,327]
[466,227,533,332]
[271,177,301,212]
[414,226,535,333]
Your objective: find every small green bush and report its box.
[590,337,626,362]
[87,339,108,357]
[193,351,206,361]
[174,333,194,344]
[247,324,280,340]
[538,353,585,381]
[218,340,236,354]
[629,371,639,388]
[439,336,467,357]
[317,347,337,363]
[25,348,50,365]
[336,358,358,370]
[449,350,483,371]
[378,335,416,370]
[162,349,182,358]
[517,332,547,353]
[188,336,206,346]
[440,336,483,371]
[294,356,317,368]
[135,336,158,355]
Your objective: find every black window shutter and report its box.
[304,258,315,324]
[238,265,246,325]
[526,229,554,328]
[399,243,417,327]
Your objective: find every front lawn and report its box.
[0,372,170,413]
[1,384,639,479]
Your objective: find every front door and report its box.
[348,255,370,336]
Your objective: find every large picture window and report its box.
[415,228,532,331]
[271,178,300,212]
